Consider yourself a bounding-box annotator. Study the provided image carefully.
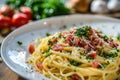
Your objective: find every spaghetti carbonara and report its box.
[28,26,120,80]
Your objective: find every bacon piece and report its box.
[64,35,74,45]
[91,61,101,68]
[49,38,58,45]
[108,40,119,48]
[73,37,81,47]
[89,35,96,41]
[84,45,91,52]
[71,74,81,80]
[37,62,43,70]
[91,38,103,46]
[78,40,86,47]
[52,45,64,51]
[61,31,71,36]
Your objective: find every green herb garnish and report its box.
[63,25,67,29]
[48,40,51,45]
[101,52,118,59]
[70,60,82,66]
[102,35,108,41]
[46,33,51,36]
[45,47,51,53]
[75,26,91,37]
[102,61,110,68]
[17,41,22,46]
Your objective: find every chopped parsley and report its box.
[101,52,118,59]
[75,26,91,37]
[58,34,66,39]
[17,41,22,46]
[46,33,51,36]
[112,48,120,52]
[58,34,62,38]
[63,25,67,29]
[102,61,110,68]
[70,60,82,66]
[102,35,109,41]
[45,47,51,53]
[60,25,67,29]
[48,40,51,45]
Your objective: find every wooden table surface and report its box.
[0,62,25,80]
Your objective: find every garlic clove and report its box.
[91,0,109,13]
[107,0,120,11]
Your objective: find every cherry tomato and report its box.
[0,5,14,17]
[88,51,96,58]
[92,61,100,68]
[12,13,29,27]
[20,6,32,20]
[0,15,11,29]
[28,44,35,54]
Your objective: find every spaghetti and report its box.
[28,26,120,80]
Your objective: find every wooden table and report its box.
[0,62,25,80]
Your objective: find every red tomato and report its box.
[20,6,32,20]
[88,51,96,58]
[0,15,11,29]
[92,61,100,68]
[28,44,35,54]
[36,62,43,70]
[71,74,81,80]
[12,13,29,27]
[0,5,14,17]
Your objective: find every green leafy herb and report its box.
[75,26,91,37]
[58,34,62,38]
[63,25,67,29]
[102,52,118,59]
[70,60,82,66]
[102,61,110,68]
[46,33,51,36]
[45,47,51,53]
[48,40,51,45]
[17,41,22,46]
[58,34,66,39]
[6,0,70,20]
[102,35,108,41]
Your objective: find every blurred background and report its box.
[0,0,120,38]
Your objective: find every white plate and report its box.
[1,14,120,80]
